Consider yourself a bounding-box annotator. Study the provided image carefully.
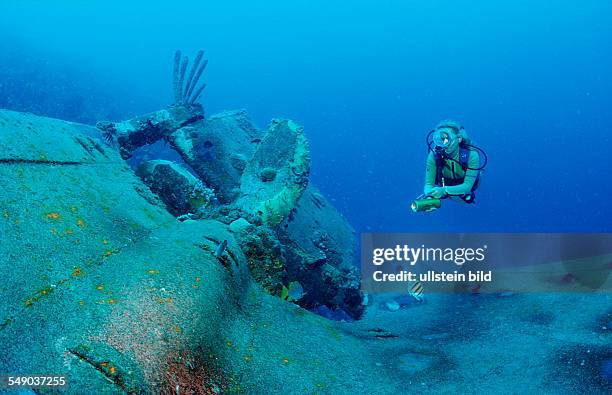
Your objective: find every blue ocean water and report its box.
[1,1,611,234]
[2,3,612,394]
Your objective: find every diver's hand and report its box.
[429,187,447,199]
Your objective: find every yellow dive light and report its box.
[411,197,441,213]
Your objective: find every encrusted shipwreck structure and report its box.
[98,50,363,318]
[0,50,382,394]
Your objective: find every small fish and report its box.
[361,292,369,306]
[214,240,228,258]
[177,213,197,222]
[409,281,424,301]
[281,281,305,302]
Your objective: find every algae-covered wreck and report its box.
[0,50,375,393]
[96,50,364,318]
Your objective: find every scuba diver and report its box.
[411,120,487,212]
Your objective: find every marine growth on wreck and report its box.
[0,50,368,394]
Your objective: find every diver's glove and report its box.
[429,187,447,199]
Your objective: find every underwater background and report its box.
[2,0,611,234]
[2,2,612,394]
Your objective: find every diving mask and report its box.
[432,128,457,152]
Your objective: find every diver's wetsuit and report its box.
[423,148,480,196]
